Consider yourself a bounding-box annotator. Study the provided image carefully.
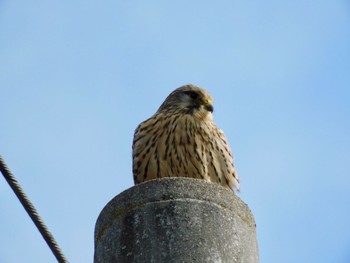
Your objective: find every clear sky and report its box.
[1,1,350,262]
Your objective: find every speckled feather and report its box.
[132,84,240,192]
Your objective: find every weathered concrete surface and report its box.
[94,178,259,263]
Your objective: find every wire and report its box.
[0,154,69,263]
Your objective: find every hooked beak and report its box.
[204,103,214,113]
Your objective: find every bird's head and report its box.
[157,84,214,120]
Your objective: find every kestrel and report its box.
[132,84,239,192]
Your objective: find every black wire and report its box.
[0,155,69,263]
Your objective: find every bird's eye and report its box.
[185,91,199,100]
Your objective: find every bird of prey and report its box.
[132,84,239,192]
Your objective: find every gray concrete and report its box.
[94,178,259,263]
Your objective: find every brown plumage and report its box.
[132,84,239,192]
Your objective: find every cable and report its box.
[0,155,69,263]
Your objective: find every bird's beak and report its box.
[203,99,214,112]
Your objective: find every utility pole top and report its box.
[94,178,259,263]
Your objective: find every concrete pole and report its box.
[94,178,259,263]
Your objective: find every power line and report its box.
[0,155,68,263]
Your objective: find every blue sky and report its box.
[1,1,350,262]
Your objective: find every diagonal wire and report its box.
[0,154,69,263]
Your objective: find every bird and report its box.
[132,84,239,192]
